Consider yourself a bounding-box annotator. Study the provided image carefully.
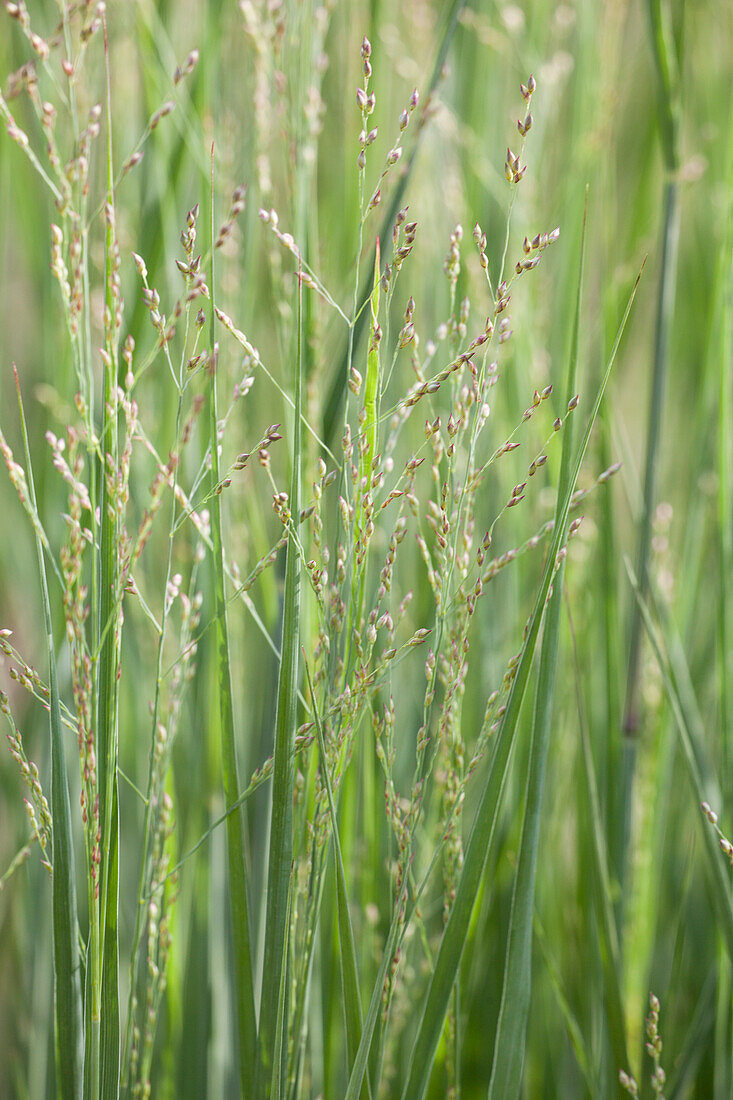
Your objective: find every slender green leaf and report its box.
[566,596,629,1081]
[624,0,681,732]
[715,85,733,814]
[257,264,303,1099]
[625,560,733,959]
[488,194,587,1099]
[303,656,370,1100]
[534,917,601,1098]
[666,967,717,1099]
[714,112,733,1098]
[100,796,120,1099]
[343,901,404,1100]
[15,368,83,1099]
[209,157,257,1099]
[97,45,122,1092]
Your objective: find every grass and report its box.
[0,1,732,1098]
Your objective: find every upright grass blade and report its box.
[623,0,681,733]
[353,240,381,630]
[358,239,381,516]
[208,152,257,1099]
[343,895,405,1100]
[716,100,733,812]
[615,4,681,1053]
[96,461,120,1100]
[98,31,121,1094]
[566,596,629,1084]
[302,656,370,1098]
[625,561,733,960]
[14,368,84,1099]
[400,262,644,1100]
[714,105,733,1100]
[99,799,119,1098]
[666,968,717,1098]
[271,894,292,1100]
[487,196,587,1099]
[256,266,303,1099]
[534,917,601,1098]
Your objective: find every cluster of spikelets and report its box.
[619,993,667,1098]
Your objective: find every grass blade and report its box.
[713,102,733,1100]
[303,655,370,1099]
[566,595,629,1083]
[625,560,733,959]
[98,36,121,1091]
[534,917,601,1098]
[343,902,404,1100]
[209,153,257,1098]
[623,0,681,732]
[256,265,303,1099]
[100,798,119,1098]
[401,261,644,1100]
[666,967,717,1098]
[487,194,587,1098]
[14,368,83,1098]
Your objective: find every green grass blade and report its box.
[256,266,303,1099]
[624,0,681,733]
[534,917,601,1098]
[623,172,679,734]
[487,195,587,1099]
[100,797,120,1098]
[713,103,733,1100]
[715,97,733,806]
[303,656,370,1100]
[343,904,404,1100]
[625,560,733,959]
[665,967,717,1098]
[567,597,629,1082]
[645,0,680,172]
[209,157,257,1099]
[97,38,121,1092]
[270,904,292,1099]
[352,240,382,632]
[96,439,120,1100]
[14,368,83,1098]
[362,239,380,480]
[401,262,644,1100]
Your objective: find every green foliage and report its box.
[0,1,731,1098]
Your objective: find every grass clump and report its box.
[0,2,732,1098]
